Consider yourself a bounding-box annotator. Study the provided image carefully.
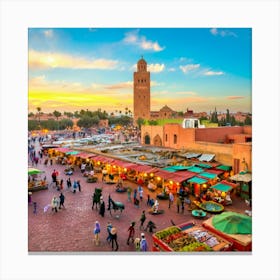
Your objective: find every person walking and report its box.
[66,177,72,189]
[73,180,77,193]
[51,170,57,184]
[134,237,141,251]
[51,196,59,213]
[139,210,146,230]
[110,227,119,251]
[93,221,101,245]
[138,185,143,201]
[60,179,64,190]
[99,197,105,217]
[181,196,185,214]
[59,192,65,209]
[147,193,151,206]
[140,233,148,252]
[127,222,135,245]
[77,180,81,192]
[106,222,113,243]
[176,195,181,213]
[127,186,132,202]
[168,192,174,209]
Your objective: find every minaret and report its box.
[133,57,150,122]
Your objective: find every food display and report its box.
[152,223,232,252]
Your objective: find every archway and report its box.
[144,134,151,145]
[153,134,162,146]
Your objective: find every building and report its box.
[133,57,150,121]
[141,122,252,172]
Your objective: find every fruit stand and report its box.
[152,222,232,252]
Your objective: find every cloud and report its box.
[210,28,237,38]
[148,63,165,73]
[179,64,200,73]
[168,68,176,72]
[204,70,224,76]
[227,96,245,100]
[43,29,53,38]
[29,49,119,70]
[123,30,164,52]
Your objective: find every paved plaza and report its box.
[28,151,249,253]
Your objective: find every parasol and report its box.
[28,168,44,175]
[212,211,252,234]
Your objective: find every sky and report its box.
[28,28,252,115]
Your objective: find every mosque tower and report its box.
[133,57,150,122]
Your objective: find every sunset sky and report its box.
[28,28,252,115]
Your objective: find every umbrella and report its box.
[212,211,252,234]
[28,168,44,175]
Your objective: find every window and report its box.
[174,134,177,144]
[165,134,168,141]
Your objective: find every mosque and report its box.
[133,57,252,173]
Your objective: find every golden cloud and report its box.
[29,50,119,70]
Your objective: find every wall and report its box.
[195,126,244,143]
[232,143,252,172]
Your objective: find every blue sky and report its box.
[28,28,252,114]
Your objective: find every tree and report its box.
[244,115,252,125]
[53,110,62,120]
[226,109,231,124]
[36,107,42,125]
[28,112,34,118]
[137,117,145,129]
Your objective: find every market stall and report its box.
[152,222,232,252]
[202,212,252,251]
[28,167,48,191]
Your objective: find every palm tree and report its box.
[36,107,41,127]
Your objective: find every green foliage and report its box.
[77,115,100,128]
[53,110,62,120]
[244,115,252,125]
[108,115,133,126]
[136,117,145,128]
[147,120,158,125]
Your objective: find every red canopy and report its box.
[53,147,71,153]
[112,160,138,169]
[133,165,158,173]
[77,153,96,159]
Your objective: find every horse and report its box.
[92,188,102,210]
[108,195,125,217]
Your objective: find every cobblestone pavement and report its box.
[28,152,249,253]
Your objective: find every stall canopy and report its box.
[210,183,232,192]
[112,160,138,169]
[28,168,45,175]
[230,172,252,183]
[187,176,208,184]
[54,147,71,153]
[162,165,190,172]
[198,154,215,162]
[184,152,201,159]
[206,169,224,175]
[186,166,205,173]
[65,150,80,155]
[194,163,212,169]
[133,165,158,173]
[216,165,232,171]
[199,172,217,179]
[77,152,96,159]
